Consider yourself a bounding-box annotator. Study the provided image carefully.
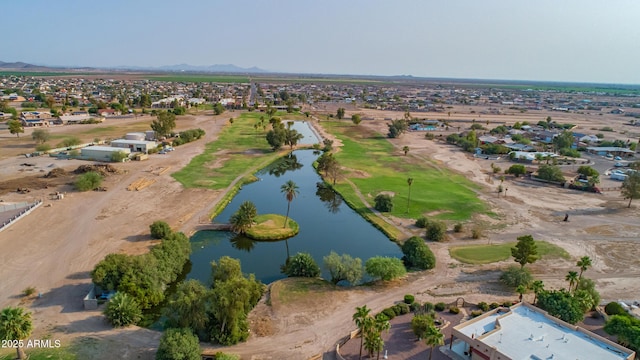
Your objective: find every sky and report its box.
[2,0,640,84]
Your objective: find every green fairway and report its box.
[322,121,486,222]
[449,241,571,264]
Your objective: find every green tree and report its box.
[511,235,538,268]
[353,305,372,360]
[104,292,142,327]
[577,166,599,177]
[284,128,303,149]
[424,324,444,360]
[351,113,362,125]
[91,253,133,291]
[265,127,286,150]
[530,280,545,305]
[323,251,363,285]
[156,328,201,360]
[516,284,527,302]
[575,278,600,311]
[31,128,50,144]
[213,102,225,115]
[553,131,575,152]
[7,120,24,137]
[59,136,82,147]
[536,290,584,324]
[280,180,299,228]
[211,256,244,284]
[576,256,592,280]
[336,107,345,119]
[282,252,320,278]
[537,164,565,182]
[402,146,410,156]
[565,271,579,293]
[374,194,393,212]
[387,119,408,138]
[425,220,447,242]
[621,171,640,208]
[109,150,128,162]
[75,171,103,191]
[411,314,434,340]
[229,201,258,234]
[401,236,436,270]
[213,353,240,360]
[365,257,406,281]
[506,164,526,177]
[150,220,173,239]
[151,111,176,138]
[316,152,340,185]
[604,315,640,351]
[0,307,33,360]
[500,266,533,288]
[163,280,209,336]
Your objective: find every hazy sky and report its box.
[2,0,639,84]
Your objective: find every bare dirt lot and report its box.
[1,106,639,359]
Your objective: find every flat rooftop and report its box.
[462,304,634,360]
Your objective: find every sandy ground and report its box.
[0,107,639,359]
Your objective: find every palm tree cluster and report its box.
[352,305,391,360]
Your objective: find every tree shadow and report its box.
[67,271,91,280]
[31,282,93,313]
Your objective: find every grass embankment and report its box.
[449,241,571,265]
[269,277,335,305]
[320,121,486,239]
[245,214,299,240]
[0,347,75,360]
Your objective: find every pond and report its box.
[188,149,403,285]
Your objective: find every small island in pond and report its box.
[245,214,299,240]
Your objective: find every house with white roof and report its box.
[451,302,635,360]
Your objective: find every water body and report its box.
[188,148,403,285]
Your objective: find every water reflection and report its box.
[229,234,256,252]
[261,153,303,177]
[315,182,342,214]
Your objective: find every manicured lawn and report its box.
[172,112,299,189]
[449,241,571,264]
[322,121,486,222]
[245,214,299,240]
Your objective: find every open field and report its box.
[144,74,250,83]
[449,241,571,265]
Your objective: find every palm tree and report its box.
[403,146,410,156]
[229,201,257,234]
[352,305,371,360]
[406,177,414,213]
[516,284,527,302]
[530,280,544,305]
[280,180,299,228]
[0,307,33,360]
[424,324,444,360]
[576,256,592,280]
[566,271,579,293]
[372,314,390,359]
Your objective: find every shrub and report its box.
[415,216,429,228]
[604,302,628,316]
[453,223,463,233]
[449,306,460,314]
[489,302,500,309]
[110,150,129,162]
[35,144,51,152]
[470,310,483,317]
[404,294,415,304]
[150,220,173,239]
[477,302,490,312]
[506,164,526,177]
[435,302,447,311]
[75,171,103,191]
[410,302,422,312]
[395,303,411,315]
[500,266,533,288]
[471,226,484,239]
[156,328,201,360]
[281,252,320,278]
[104,292,142,327]
[423,302,435,312]
[22,287,36,297]
[365,256,406,281]
[374,194,393,212]
[214,353,240,360]
[502,301,514,307]
[382,307,397,319]
[425,220,447,241]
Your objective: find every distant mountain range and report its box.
[0,60,266,74]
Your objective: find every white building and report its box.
[81,146,131,162]
[110,139,157,153]
[451,302,635,360]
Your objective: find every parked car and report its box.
[615,162,626,167]
[614,156,622,160]
[158,150,167,154]
[605,154,614,159]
